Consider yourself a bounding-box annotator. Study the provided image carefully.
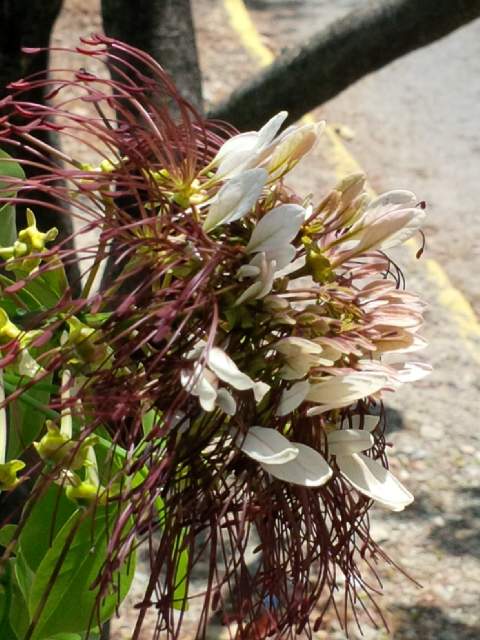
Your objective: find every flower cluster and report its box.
[0,36,429,639]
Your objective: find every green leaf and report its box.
[172,528,189,611]
[0,205,16,250]
[0,274,44,311]
[0,149,25,248]
[8,561,29,640]
[28,508,136,638]
[45,634,82,640]
[19,484,76,572]
[0,525,17,548]
[7,373,53,459]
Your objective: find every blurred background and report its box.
[3,0,479,637]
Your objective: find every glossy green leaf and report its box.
[0,149,25,248]
[19,484,76,572]
[28,508,136,638]
[0,274,44,311]
[8,561,29,640]
[7,372,53,459]
[172,528,189,611]
[0,525,17,548]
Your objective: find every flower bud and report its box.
[0,459,25,491]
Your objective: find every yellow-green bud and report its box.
[65,480,106,507]
[0,460,25,491]
[0,308,21,344]
[34,421,98,470]
[66,316,108,365]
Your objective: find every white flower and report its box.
[234,204,306,306]
[330,190,426,264]
[181,346,269,413]
[274,336,334,380]
[235,252,277,306]
[202,168,268,232]
[213,111,288,178]
[327,428,413,511]
[238,426,332,487]
[210,112,325,182]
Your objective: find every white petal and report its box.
[275,336,324,357]
[337,453,413,511]
[234,254,276,305]
[276,380,310,416]
[349,414,380,432]
[237,264,261,280]
[327,429,374,455]
[203,168,267,231]
[274,254,306,278]
[367,190,417,211]
[265,121,324,177]
[245,204,305,254]
[262,443,332,487]
[353,207,425,255]
[253,380,270,403]
[256,111,289,148]
[239,426,298,464]
[391,361,432,383]
[306,372,388,408]
[234,279,264,306]
[207,347,256,391]
[216,388,237,415]
[215,131,259,164]
[265,244,296,270]
[214,132,260,177]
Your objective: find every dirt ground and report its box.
[49,1,480,638]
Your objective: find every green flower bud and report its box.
[65,316,109,365]
[34,421,98,470]
[0,308,21,344]
[1,209,58,273]
[0,460,25,491]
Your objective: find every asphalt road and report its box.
[247,0,480,316]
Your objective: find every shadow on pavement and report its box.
[392,604,480,640]
[428,487,480,558]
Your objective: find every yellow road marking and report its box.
[223,0,480,361]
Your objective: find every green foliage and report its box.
[0,149,25,248]
[28,508,136,639]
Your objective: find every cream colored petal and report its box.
[253,380,270,403]
[216,388,237,415]
[245,204,305,254]
[265,244,296,270]
[275,336,324,357]
[237,264,261,280]
[207,347,255,391]
[197,373,218,412]
[239,426,298,464]
[327,429,374,455]
[274,254,306,278]
[265,122,324,177]
[262,443,332,487]
[203,168,267,231]
[349,414,380,432]
[256,111,289,147]
[391,361,432,383]
[276,380,310,416]
[306,372,388,407]
[336,452,413,511]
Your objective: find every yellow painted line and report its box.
[223,0,480,359]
